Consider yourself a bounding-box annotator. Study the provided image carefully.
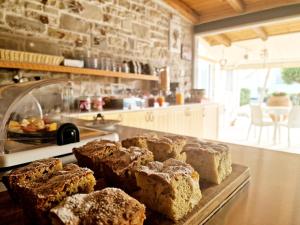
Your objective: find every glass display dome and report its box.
[0,79,118,168]
[0,79,71,154]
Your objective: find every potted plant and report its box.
[267,92,291,107]
[267,92,291,122]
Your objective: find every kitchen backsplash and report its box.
[0,0,193,93]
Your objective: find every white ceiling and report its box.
[198,32,300,69]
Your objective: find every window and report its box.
[194,58,216,99]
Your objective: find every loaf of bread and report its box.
[101,146,154,192]
[50,188,146,225]
[13,163,96,225]
[2,158,62,201]
[135,158,202,221]
[73,140,121,178]
[74,140,153,192]
[184,141,232,184]
[121,133,158,149]
[146,135,187,162]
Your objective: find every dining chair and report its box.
[247,104,273,144]
[279,106,300,147]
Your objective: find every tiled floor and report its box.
[219,116,300,154]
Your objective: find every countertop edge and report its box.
[67,102,220,117]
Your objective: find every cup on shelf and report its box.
[84,57,98,69]
[105,58,112,71]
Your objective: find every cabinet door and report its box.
[104,113,123,121]
[163,107,189,136]
[186,106,204,138]
[202,105,219,139]
[152,109,173,133]
[175,107,189,135]
[124,110,154,130]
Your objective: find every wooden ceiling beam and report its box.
[224,0,245,13]
[252,27,268,41]
[163,0,200,24]
[213,34,232,47]
[195,4,300,35]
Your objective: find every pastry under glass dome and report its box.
[0,79,70,155]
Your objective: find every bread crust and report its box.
[74,140,154,192]
[2,158,63,202]
[146,136,187,162]
[50,188,146,225]
[4,160,96,225]
[135,158,202,221]
[184,141,232,184]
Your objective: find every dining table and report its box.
[262,105,291,144]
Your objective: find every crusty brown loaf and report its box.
[184,141,232,184]
[2,158,62,201]
[101,146,154,192]
[19,163,96,225]
[121,133,158,149]
[135,158,202,221]
[122,136,148,149]
[146,135,187,162]
[50,188,146,225]
[74,140,153,192]
[73,140,121,177]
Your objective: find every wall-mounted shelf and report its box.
[0,60,159,81]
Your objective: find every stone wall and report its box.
[0,0,193,93]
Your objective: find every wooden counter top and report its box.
[109,126,300,225]
[1,125,299,225]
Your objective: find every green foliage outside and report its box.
[240,88,251,106]
[290,93,300,105]
[282,68,300,84]
[272,92,287,97]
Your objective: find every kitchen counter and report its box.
[1,125,299,225]
[67,102,218,117]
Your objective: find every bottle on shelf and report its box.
[122,60,129,73]
[176,87,185,105]
[157,91,165,107]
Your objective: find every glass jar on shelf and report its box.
[78,95,91,112]
[148,95,155,107]
[91,96,103,111]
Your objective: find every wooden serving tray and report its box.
[146,164,250,225]
[0,164,249,225]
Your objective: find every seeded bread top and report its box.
[148,135,187,145]
[73,140,121,159]
[50,188,145,225]
[102,146,154,175]
[121,133,158,146]
[7,158,62,179]
[136,158,198,184]
[23,164,95,198]
[3,158,62,190]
